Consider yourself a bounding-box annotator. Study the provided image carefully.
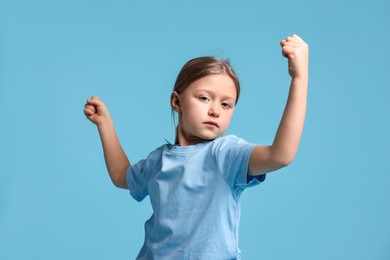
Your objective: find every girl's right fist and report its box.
[83,96,110,125]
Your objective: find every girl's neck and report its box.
[176,125,212,146]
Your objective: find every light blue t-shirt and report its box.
[126,135,265,259]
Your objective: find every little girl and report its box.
[84,34,309,259]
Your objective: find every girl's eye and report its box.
[199,96,210,102]
[221,102,233,109]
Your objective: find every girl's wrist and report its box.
[97,115,113,129]
[291,74,308,83]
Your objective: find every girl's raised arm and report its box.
[249,34,309,175]
[84,96,130,188]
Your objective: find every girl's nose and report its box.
[208,103,220,118]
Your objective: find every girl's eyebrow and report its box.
[195,89,236,102]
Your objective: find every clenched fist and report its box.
[280,34,309,79]
[83,96,111,126]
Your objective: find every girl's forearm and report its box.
[271,76,308,166]
[97,117,130,189]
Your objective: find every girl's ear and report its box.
[170,91,181,112]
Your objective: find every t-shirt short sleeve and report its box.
[126,159,149,202]
[212,135,266,191]
[126,146,164,202]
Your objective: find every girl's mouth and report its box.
[204,121,219,128]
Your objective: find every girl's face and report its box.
[172,73,237,146]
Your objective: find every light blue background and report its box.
[1,0,389,259]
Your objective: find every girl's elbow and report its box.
[111,170,128,189]
[270,145,298,169]
[274,154,296,168]
[112,178,128,189]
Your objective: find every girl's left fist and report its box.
[280,34,309,78]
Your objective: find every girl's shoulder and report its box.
[142,144,167,163]
[212,134,249,149]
